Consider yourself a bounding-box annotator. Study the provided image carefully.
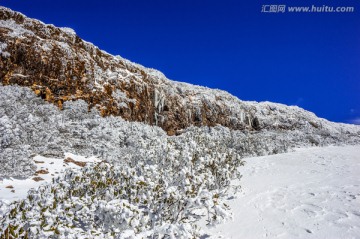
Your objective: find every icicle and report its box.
[240,111,244,123]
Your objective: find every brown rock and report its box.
[35,169,49,174]
[32,177,44,182]
[0,7,257,135]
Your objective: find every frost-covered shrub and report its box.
[0,145,243,238]
[0,85,164,177]
[1,84,359,178]
[1,84,359,238]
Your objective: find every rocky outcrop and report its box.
[0,7,245,135]
[0,7,359,136]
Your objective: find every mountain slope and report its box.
[1,7,360,239]
[1,6,358,137]
[1,6,360,178]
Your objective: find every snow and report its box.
[60,27,76,36]
[0,42,10,58]
[0,153,100,203]
[201,145,360,239]
[1,6,360,237]
[0,19,34,38]
[2,145,359,238]
[0,6,359,140]
[112,89,137,106]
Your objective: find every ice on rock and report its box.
[0,42,10,58]
[60,27,76,36]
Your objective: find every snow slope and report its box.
[1,6,360,136]
[202,145,360,239]
[0,154,100,203]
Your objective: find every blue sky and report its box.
[2,0,359,123]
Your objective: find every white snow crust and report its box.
[202,145,360,239]
[0,154,99,203]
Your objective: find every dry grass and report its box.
[64,157,87,167]
[32,177,44,182]
[35,169,49,174]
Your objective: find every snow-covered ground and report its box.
[202,145,360,239]
[0,153,100,203]
[1,145,359,238]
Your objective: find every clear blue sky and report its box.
[2,0,359,124]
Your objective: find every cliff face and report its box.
[0,7,358,136]
[0,7,247,135]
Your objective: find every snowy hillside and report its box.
[1,6,359,179]
[1,6,359,136]
[1,84,359,180]
[1,6,360,239]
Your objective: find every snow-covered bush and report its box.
[0,140,244,238]
[1,84,359,178]
[1,84,360,237]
